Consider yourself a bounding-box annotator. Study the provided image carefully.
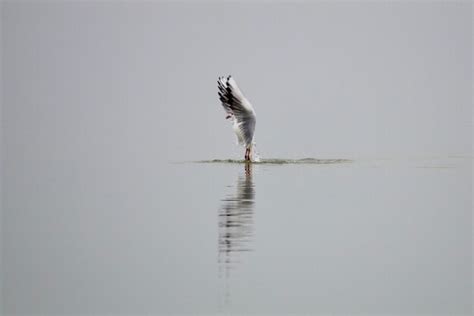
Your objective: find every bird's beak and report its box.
[226,115,232,119]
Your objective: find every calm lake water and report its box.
[3,156,472,315]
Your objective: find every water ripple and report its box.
[199,158,352,165]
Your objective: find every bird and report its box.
[217,75,257,161]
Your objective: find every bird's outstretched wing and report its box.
[217,75,256,147]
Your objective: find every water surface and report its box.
[197,158,352,165]
[3,157,472,315]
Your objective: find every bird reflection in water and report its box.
[218,162,255,308]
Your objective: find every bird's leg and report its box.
[244,148,250,161]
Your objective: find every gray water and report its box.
[3,156,471,315]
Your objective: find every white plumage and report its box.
[217,75,257,161]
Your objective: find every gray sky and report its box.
[2,1,472,162]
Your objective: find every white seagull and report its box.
[217,75,257,161]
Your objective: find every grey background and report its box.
[2,2,472,161]
[1,1,472,315]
